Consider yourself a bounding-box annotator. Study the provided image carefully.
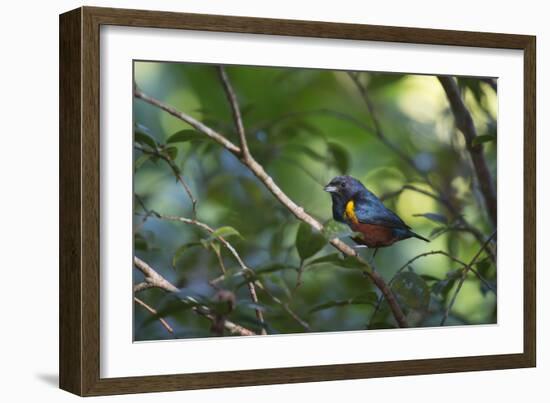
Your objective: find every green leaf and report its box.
[134,154,152,170]
[166,129,207,144]
[172,242,201,270]
[284,144,326,163]
[309,292,377,313]
[256,263,297,275]
[368,73,406,91]
[164,146,178,160]
[368,321,396,330]
[236,300,269,313]
[476,260,492,278]
[210,226,243,240]
[134,130,157,149]
[392,271,430,310]
[321,219,350,239]
[295,222,327,261]
[420,274,441,282]
[306,253,365,270]
[134,233,148,251]
[234,263,297,289]
[431,268,463,297]
[446,268,464,280]
[327,142,350,174]
[472,134,496,147]
[457,78,484,105]
[430,227,447,238]
[306,253,342,266]
[413,212,448,225]
[480,280,497,296]
[140,296,201,328]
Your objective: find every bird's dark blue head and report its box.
[324,175,366,201]
[323,176,367,222]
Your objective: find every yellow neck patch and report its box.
[344,200,359,224]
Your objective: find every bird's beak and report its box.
[323,185,338,193]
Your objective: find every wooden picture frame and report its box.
[59,6,536,396]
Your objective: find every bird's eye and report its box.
[341,182,346,188]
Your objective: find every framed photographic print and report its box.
[59,6,536,396]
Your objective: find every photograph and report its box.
[132,61,497,341]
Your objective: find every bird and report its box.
[324,175,429,252]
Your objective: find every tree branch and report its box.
[438,76,497,226]
[134,87,241,155]
[133,281,154,293]
[217,66,250,158]
[133,256,256,336]
[134,85,409,328]
[134,296,174,335]
[134,144,198,219]
[134,256,180,293]
[347,72,419,172]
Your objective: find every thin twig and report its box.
[135,87,241,155]
[134,296,174,335]
[217,66,250,158]
[255,281,311,331]
[438,76,497,226]
[134,144,198,219]
[440,232,497,325]
[211,244,227,275]
[347,72,419,170]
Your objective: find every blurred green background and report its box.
[133,62,497,341]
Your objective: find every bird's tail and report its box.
[411,231,430,242]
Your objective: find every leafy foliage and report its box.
[133,62,497,340]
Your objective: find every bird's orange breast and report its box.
[351,222,398,248]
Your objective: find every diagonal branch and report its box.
[347,72,419,172]
[134,144,198,218]
[135,86,241,155]
[438,76,497,226]
[217,66,250,158]
[133,256,256,336]
[134,256,179,293]
[134,297,174,335]
[135,85,409,328]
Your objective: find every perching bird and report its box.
[324,175,429,250]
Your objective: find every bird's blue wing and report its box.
[354,196,410,229]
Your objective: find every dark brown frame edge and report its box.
[59,6,536,396]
